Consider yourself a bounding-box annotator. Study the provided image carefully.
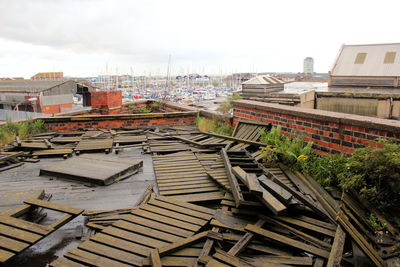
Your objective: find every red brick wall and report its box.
[43,113,196,132]
[91,91,122,110]
[233,100,400,154]
[42,103,72,114]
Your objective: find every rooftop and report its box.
[330,42,400,77]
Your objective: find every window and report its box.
[354,53,367,64]
[384,52,396,64]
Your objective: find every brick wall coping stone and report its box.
[233,99,400,133]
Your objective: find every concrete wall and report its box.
[233,99,400,154]
[316,93,400,119]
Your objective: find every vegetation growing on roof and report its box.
[259,125,400,214]
[217,93,242,115]
[0,119,46,146]
[195,114,232,136]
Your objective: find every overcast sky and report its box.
[0,0,399,78]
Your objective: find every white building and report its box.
[303,57,314,74]
[329,42,400,87]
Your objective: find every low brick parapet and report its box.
[42,111,196,132]
[233,99,400,154]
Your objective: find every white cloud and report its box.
[0,0,399,77]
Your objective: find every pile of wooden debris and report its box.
[0,121,399,266]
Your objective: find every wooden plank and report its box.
[0,223,42,243]
[327,225,346,267]
[78,240,143,266]
[24,199,84,215]
[50,257,87,267]
[158,187,220,196]
[130,209,200,232]
[241,255,313,266]
[157,197,216,215]
[0,235,30,252]
[158,231,217,256]
[159,183,217,191]
[65,248,133,267]
[245,224,330,258]
[212,250,254,267]
[49,258,86,267]
[90,233,151,257]
[227,219,265,256]
[0,248,15,263]
[336,211,385,267]
[123,215,193,238]
[139,205,207,226]
[150,248,162,267]
[0,215,52,235]
[261,216,332,250]
[221,148,244,208]
[258,175,293,203]
[102,227,169,248]
[112,220,182,243]
[147,199,213,221]
[167,191,224,203]
[275,216,336,237]
[143,256,198,266]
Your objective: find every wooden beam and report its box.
[245,224,330,259]
[327,225,346,267]
[221,148,244,208]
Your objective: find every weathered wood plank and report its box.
[245,224,330,258]
[221,148,244,208]
[0,215,52,235]
[0,248,15,263]
[102,227,169,248]
[158,231,209,256]
[0,223,42,244]
[90,233,151,257]
[227,219,265,256]
[78,240,143,266]
[130,209,199,232]
[157,197,216,215]
[50,257,87,267]
[147,199,213,221]
[0,235,30,252]
[123,215,193,238]
[150,248,162,267]
[327,225,346,267]
[24,199,84,215]
[112,220,182,243]
[65,248,133,267]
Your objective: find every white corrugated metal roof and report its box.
[330,43,400,76]
[242,75,285,85]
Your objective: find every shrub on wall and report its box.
[259,126,400,213]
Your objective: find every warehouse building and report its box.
[329,43,400,87]
[0,80,94,114]
[241,75,285,97]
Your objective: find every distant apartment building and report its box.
[303,57,314,74]
[31,72,63,81]
[329,43,400,87]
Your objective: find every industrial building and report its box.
[241,75,285,97]
[0,80,94,114]
[31,72,64,81]
[329,42,400,87]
